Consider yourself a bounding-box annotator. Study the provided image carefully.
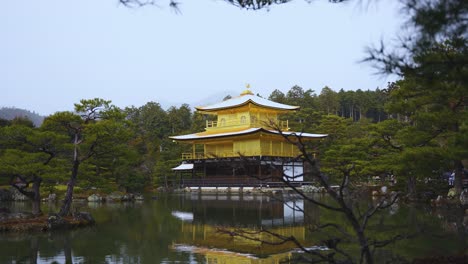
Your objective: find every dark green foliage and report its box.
[124,102,196,189]
[0,118,11,127]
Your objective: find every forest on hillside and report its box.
[0,107,45,127]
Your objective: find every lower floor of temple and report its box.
[173,156,315,187]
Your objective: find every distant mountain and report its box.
[0,107,45,127]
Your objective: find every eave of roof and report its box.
[170,127,327,141]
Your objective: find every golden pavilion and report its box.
[170,88,327,186]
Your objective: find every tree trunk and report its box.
[357,230,373,264]
[64,234,73,264]
[343,206,373,264]
[407,175,417,198]
[60,133,81,217]
[31,176,42,216]
[30,237,39,264]
[59,160,79,216]
[11,175,43,216]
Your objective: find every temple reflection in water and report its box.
[171,193,321,263]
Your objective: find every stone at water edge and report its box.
[87,194,102,202]
[447,188,457,199]
[73,211,95,224]
[47,213,68,230]
[460,189,468,206]
[121,193,134,201]
[134,194,144,201]
[380,186,388,195]
[9,188,28,201]
[106,192,123,202]
[48,193,56,201]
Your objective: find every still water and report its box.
[0,193,466,263]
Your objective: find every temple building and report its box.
[170,88,327,187]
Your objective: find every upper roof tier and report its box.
[196,90,300,113]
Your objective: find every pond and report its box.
[0,193,466,263]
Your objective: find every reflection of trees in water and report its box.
[205,192,466,263]
[1,196,466,263]
[0,233,72,264]
[0,199,190,264]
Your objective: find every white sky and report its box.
[1,0,404,115]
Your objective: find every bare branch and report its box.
[362,192,399,230]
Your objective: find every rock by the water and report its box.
[9,188,28,201]
[302,185,324,193]
[302,185,315,193]
[0,212,35,221]
[106,192,123,202]
[121,193,134,201]
[48,193,56,201]
[447,188,457,199]
[134,194,144,201]
[73,211,95,224]
[459,189,468,206]
[87,194,102,202]
[0,212,33,222]
[47,214,68,230]
[380,186,388,194]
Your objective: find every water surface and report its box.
[0,193,465,263]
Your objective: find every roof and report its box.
[170,127,327,141]
[196,93,299,112]
[172,163,194,170]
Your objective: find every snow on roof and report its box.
[196,94,299,112]
[172,163,194,170]
[170,127,327,141]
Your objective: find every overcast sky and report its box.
[1,0,404,116]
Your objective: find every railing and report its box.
[206,119,289,130]
[182,152,206,160]
[181,149,301,160]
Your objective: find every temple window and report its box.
[240,116,247,124]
